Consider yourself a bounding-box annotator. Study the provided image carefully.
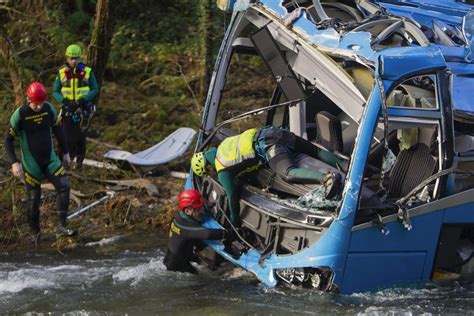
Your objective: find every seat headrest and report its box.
[315,111,343,152]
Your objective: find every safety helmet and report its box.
[191,152,206,177]
[65,44,82,58]
[26,82,47,104]
[178,189,204,210]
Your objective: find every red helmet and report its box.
[26,82,47,104]
[177,189,204,210]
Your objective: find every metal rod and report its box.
[67,194,114,220]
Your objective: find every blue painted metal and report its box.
[376,0,472,18]
[375,0,468,28]
[343,252,427,293]
[442,201,474,223]
[378,46,446,81]
[343,199,474,293]
[451,75,474,118]
[184,173,192,190]
[387,108,441,118]
[373,0,474,117]
[349,212,444,253]
[345,210,444,292]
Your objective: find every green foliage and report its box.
[0,0,231,155]
[65,10,91,35]
[0,0,282,245]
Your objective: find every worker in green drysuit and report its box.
[52,44,99,168]
[5,82,77,241]
[191,127,343,225]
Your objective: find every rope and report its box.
[396,168,474,206]
[198,97,304,152]
[214,204,254,250]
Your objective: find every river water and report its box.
[1,236,474,315]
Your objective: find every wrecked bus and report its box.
[187,0,474,293]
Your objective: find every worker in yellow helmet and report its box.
[52,44,99,168]
[191,127,342,225]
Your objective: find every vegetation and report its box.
[0,0,271,251]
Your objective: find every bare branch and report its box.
[0,34,24,107]
[0,4,41,17]
[176,61,200,112]
[11,44,40,58]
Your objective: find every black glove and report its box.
[78,98,86,108]
[62,98,71,107]
[61,99,72,115]
[221,229,228,240]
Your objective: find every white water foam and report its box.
[357,306,422,316]
[112,258,167,286]
[351,287,447,303]
[0,269,57,294]
[0,263,123,294]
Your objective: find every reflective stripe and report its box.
[53,166,65,176]
[215,128,257,172]
[59,66,92,101]
[25,172,40,186]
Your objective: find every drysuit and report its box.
[164,211,225,273]
[52,62,99,167]
[5,102,71,235]
[204,127,342,224]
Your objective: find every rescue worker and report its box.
[52,44,99,168]
[191,127,343,225]
[5,82,77,241]
[163,189,226,274]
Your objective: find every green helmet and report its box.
[65,44,82,58]
[191,152,206,177]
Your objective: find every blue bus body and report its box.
[189,0,474,293]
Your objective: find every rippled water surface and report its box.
[2,239,474,315]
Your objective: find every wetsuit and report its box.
[52,62,99,167]
[164,211,225,273]
[5,102,70,234]
[204,127,342,223]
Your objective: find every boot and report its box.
[26,188,41,234]
[74,155,84,169]
[56,211,77,238]
[56,184,77,238]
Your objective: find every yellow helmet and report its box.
[65,44,82,58]
[191,152,206,177]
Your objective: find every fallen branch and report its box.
[70,172,159,197]
[87,137,123,149]
[83,158,119,170]
[160,170,189,179]
[41,183,86,198]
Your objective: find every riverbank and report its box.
[0,128,187,252]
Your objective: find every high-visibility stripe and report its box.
[215,128,257,172]
[59,66,91,101]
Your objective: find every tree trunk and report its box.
[0,33,24,108]
[86,0,115,104]
[198,0,214,105]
